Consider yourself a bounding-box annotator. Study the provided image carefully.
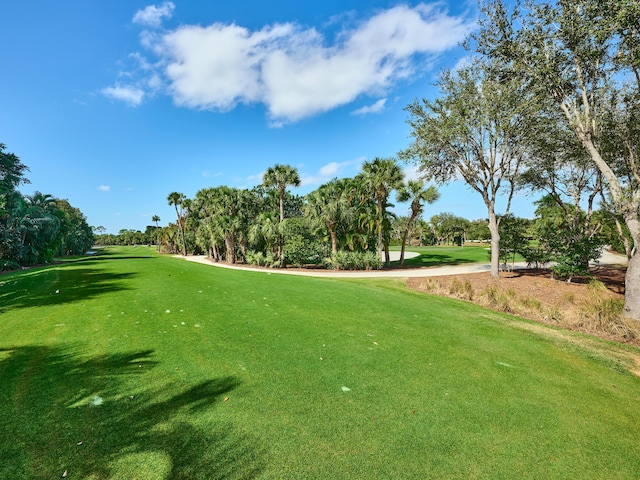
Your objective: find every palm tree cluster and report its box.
[157,159,439,269]
[0,144,94,270]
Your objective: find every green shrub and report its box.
[330,251,382,270]
[246,250,267,266]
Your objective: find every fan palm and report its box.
[167,192,187,255]
[396,180,440,265]
[360,158,404,266]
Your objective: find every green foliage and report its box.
[282,218,330,267]
[467,219,491,241]
[0,145,93,270]
[498,215,530,268]
[429,212,470,245]
[533,196,604,281]
[330,250,382,270]
[519,245,551,269]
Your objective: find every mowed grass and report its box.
[1,247,640,479]
[389,244,492,267]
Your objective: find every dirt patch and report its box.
[406,266,640,347]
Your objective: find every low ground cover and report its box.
[1,246,640,478]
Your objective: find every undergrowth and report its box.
[419,277,639,344]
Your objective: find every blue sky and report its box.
[1,0,536,234]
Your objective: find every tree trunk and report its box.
[279,188,285,223]
[329,227,338,254]
[399,212,418,267]
[624,252,640,319]
[488,210,500,278]
[376,200,383,260]
[399,228,409,266]
[623,215,640,320]
[225,233,236,264]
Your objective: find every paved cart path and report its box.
[177,250,627,279]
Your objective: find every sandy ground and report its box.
[178,249,627,278]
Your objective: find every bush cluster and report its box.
[329,251,382,270]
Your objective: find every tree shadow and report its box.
[391,253,482,268]
[0,266,137,311]
[0,345,263,479]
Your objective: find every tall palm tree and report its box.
[152,215,161,251]
[167,192,187,256]
[360,157,404,267]
[262,164,301,266]
[262,164,301,222]
[396,180,440,266]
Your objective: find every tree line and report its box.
[109,160,440,271]
[0,144,94,270]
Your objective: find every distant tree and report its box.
[429,213,470,246]
[467,219,491,241]
[396,180,439,265]
[167,192,187,256]
[152,214,161,250]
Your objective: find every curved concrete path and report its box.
[178,249,628,279]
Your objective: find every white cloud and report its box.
[351,98,387,116]
[101,85,145,106]
[301,158,364,186]
[403,164,423,182]
[110,3,472,123]
[133,2,175,28]
[319,162,341,177]
[98,185,111,192]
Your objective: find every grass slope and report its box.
[1,246,639,479]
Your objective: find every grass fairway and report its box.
[1,246,640,479]
[389,244,492,267]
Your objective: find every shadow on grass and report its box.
[0,345,263,479]
[391,253,486,268]
[0,266,138,312]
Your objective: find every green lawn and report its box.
[1,246,640,479]
[389,244,492,267]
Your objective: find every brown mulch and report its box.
[406,266,639,346]
[407,265,625,302]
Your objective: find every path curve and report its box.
[178,250,628,279]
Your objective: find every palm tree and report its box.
[262,164,301,222]
[305,178,356,254]
[152,215,161,251]
[262,164,300,267]
[167,192,187,255]
[360,157,404,267]
[396,180,440,266]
